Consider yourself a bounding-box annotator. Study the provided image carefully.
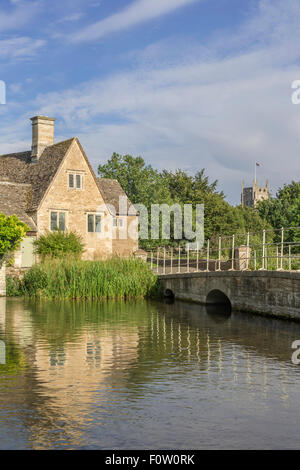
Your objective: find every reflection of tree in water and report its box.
[1,297,300,449]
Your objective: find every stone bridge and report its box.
[159,270,300,321]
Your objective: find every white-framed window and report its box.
[50,211,66,231]
[87,214,102,233]
[113,217,118,227]
[119,218,123,227]
[68,172,82,189]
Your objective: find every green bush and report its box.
[34,231,84,259]
[6,276,23,297]
[21,257,161,300]
[23,267,48,296]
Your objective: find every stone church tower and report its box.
[241,179,270,207]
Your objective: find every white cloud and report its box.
[68,0,199,43]
[0,1,41,32]
[1,0,300,204]
[55,12,84,24]
[0,37,45,60]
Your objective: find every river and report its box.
[0,297,300,449]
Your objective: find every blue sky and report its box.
[0,0,300,204]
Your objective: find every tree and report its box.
[98,153,172,208]
[258,181,300,245]
[0,213,29,262]
[98,153,271,249]
[99,153,173,249]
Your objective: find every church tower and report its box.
[241,179,269,207]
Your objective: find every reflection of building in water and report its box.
[1,299,140,448]
[0,299,295,448]
[31,329,139,446]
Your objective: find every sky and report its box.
[0,0,300,204]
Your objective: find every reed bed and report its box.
[19,257,160,300]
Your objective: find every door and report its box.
[21,237,36,268]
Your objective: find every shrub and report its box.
[34,231,84,259]
[6,276,23,297]
[23,266,48,296]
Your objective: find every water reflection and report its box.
[0,298,300,449]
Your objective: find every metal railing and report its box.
[146,226,300,275]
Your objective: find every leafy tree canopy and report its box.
[258,181,300,243]
[98,153,274,248]
[0,213,29,259]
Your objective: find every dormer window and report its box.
[68,172,82,189]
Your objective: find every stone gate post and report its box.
[234,245,251,270]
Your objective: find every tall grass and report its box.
[20,257,161,300]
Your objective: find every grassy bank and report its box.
[7,258,161,300]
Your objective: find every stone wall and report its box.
[112,215,139,257]
[38,139,113,260]
[37,139,138,260]
[160,270,300,321]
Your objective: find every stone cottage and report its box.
[0,116,139,269]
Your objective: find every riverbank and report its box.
[6,258,161,300]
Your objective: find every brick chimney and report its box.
[30,116,56,160]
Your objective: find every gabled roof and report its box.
[0,138,74,211]
[26,138,74,210]
[0,182,37,230]
[0,137,137,227]
[96,178,136,215]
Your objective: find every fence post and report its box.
[280,227,284,271]
[178,245,181,274]
[217,236,221,271]
[157,248,159,274]
[229,235,235,270]
[171,247,173,274]
[187,243,190,273]
[196,241,199,272]
[151,251,153,270]
[254,250,257,270]
[289,244,291,271]
[206,239,210,272]
[260,230,266,270]
[276,246,279,271]
[163,247,166,275]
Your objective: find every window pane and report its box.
[95,215,101,233]
[76,174,81,189]
[88,214,94,233]
[50,212,58,231]
[69,174,74,188]
[113,217,117,227]
[119,218,123,227]
[59,212,65,231]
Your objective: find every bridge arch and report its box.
[164,288,175,300]
[206,289,231,310]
